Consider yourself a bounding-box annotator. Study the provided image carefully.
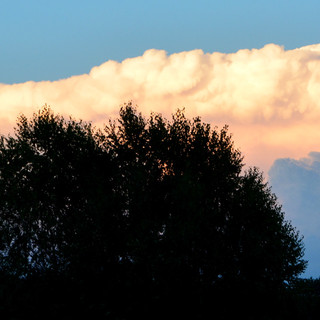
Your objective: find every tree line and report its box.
[0,103,311,318]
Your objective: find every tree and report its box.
[0,106,123,278]
[105,104,306,285]
[0,103,307,318]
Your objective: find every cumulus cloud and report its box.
[269,152,320,233]
[1,43,320,171]
[269,152,320,277]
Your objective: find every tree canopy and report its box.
[0,103,307,318]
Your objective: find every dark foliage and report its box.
[0,103,308,318]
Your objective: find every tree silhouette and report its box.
[0,103,307,318]
[0,106,123,278]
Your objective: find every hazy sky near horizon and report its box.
[1,1,320,277]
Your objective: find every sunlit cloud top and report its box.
[1,43,320,171]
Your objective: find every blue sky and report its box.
[1,0,320,83]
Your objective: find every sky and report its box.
[1,0,320,277]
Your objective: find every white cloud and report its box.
[1,44,320,171]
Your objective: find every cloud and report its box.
[269,152,320,233]
[269,152,320,277]
[1,43,320,171]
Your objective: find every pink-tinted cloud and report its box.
[1,43,320,172]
